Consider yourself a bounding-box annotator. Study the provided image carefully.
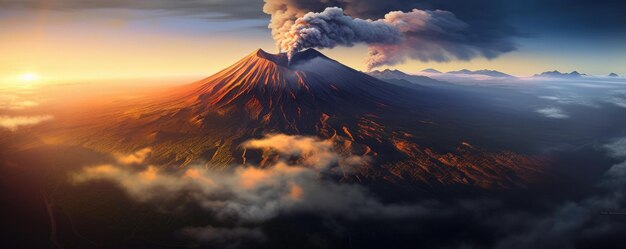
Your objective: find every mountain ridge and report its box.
[446,69,515,78]
[367,69,447,86]
[533,70,587,78]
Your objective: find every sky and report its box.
[1,0,625,85]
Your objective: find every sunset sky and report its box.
[1,0,625,84]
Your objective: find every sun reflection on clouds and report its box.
[0,115,53,131]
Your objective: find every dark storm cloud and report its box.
[0,0,265,20]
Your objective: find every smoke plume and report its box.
[278,7,402,59]
[263,1,515,69]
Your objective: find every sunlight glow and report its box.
[18,73,40,82]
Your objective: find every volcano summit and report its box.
[61,49,546,189]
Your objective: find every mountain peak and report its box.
[176,47,406,114]
[250,48,329,68]
[252,48,289,66]
[447,69,514,78]
[421,68,442,74]
[290,48,329,62]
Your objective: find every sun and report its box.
[18,73,40,82]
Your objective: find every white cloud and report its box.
[114,148,153,165]
[604,137,626,159]
[0,94,40,110]
[0,115,53,131]
[535,107,569,119]
[607,96,626,108]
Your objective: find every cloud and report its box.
[365,9,514,70]
[606,91,626,108]
[71,134,424,244]
[0,115,53,131]
[114,148,152,165]
[490,138,626,249]
[68,134,626,248]
[538,95,600,108]
[0,0,265,20]
[604,137,626,159]
[242,133,370,171]
[535,107,569,119]
[0,99,39,110]
[0,93,42,110]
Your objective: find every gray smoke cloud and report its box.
[365,9,512,70]
[278,7,402,58]
[264,1,515,69]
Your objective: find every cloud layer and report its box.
[72,134,421,244]
[0,0,264,20]
[67,133,626,248]
[490,137,626,249]
[0,115,53,131]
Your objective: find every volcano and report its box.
[63,49,546,189]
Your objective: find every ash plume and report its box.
[278,7,402,59]
[263,1,515,69]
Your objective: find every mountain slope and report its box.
[368,69,447,86]
[61,49,546,189]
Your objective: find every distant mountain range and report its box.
[373,68,622,83]
[446,69,515,78]
[367,69,447,86]
[533,70,587,78]
[420,68,620,79]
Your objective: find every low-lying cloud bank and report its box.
[70,134,626,248]
[71,134,426,244]
[489,137,626,249]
